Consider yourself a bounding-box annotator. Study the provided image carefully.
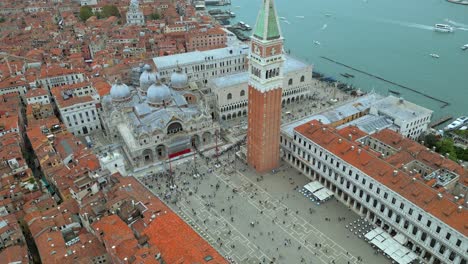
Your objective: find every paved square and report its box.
[135,154,390,264]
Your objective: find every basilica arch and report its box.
[167,122,183,135]
[156,145,167,160]
[202,132,212,144]
[191,134,201,148]
[142,149,154,164]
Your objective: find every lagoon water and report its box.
[218,0,468,119]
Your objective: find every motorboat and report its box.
[462,44,468,50]
[429,53,440,58]
[313,40,321,45]
[434,24,454,33]
[445,116,468,130]
[279,16,287,20]
[388,89,401,96]
[245,24,251,30]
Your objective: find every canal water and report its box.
[215,0,468,119]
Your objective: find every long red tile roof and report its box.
[145,211,227,264]
[295,120,468,236]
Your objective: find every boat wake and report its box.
[445,19,468,31]
[444,19,468,28]
[321,24,328,30]
[379,19,434,31]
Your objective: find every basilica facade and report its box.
[101,65,219,168]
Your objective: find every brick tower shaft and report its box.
[247,0,284,173]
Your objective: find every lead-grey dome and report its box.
[170,68,188,90]
[139,65,159,92]
[147,81,172,105]
[110,80,131,101]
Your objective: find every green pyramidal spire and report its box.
[253,0,282,41]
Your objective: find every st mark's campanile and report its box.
[247,0,284,173]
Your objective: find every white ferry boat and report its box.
[445,116,468,130]
[434,24,454,33]
[429,53,440,58]
[462,44,468,50]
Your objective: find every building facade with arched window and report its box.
[209,55,314,121]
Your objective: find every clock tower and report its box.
[247,0,284,173]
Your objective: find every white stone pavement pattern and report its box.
[134,153,391,264]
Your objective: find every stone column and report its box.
[442,249,450,260]
[434,242,441,252]
[416,230,422,242]
[383,207,389,217]
[419,249,426,258]
[390,213,397,223]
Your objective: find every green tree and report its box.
[149,13,160,20]
[455,147,468,162]
[79,6,93,21]
[436,138,458,161]
[423,134,438,148]
[101,5,120,18]
[0,17,5,23]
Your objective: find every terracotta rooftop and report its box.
[90,77,111,96]
[0,244,29,263]
[92,214,142,262]
[25,88,48,98]
[294,120,468,236]
[371,129,468,184]
[145,211,227,264]
[52,88,95,109]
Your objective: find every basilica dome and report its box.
[110,80,131,101]
[170,68,189,90]
[139,64,159,92]
[147,81,172,105]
